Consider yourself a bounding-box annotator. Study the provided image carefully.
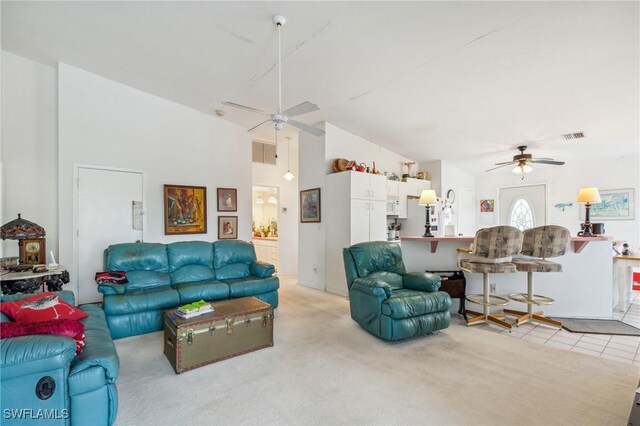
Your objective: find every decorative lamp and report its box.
[576,187,601,237]
[283,136,295,181]
[0,213,46,264]
[418,190,438,237]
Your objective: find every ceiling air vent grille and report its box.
[562,132,585,140]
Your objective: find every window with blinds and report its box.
[252,141,277,165]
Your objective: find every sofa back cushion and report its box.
[167,241,216,284]
[348,241,406,278]
[105,243,170,290]
[213,241,256,280]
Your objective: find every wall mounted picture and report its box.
[218,216,238,239]
[581,188,635,220]
[217,188,238,212]
[164,184,207,235]
[300,188,321,223]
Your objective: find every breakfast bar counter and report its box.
[400,236,614,318]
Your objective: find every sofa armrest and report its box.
[71,304,119,382]
[403,272,441,292]
[97,282,127,295]
[250,261,275,278]
[351,277,392,298]
[0,335,77,381]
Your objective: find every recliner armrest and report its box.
[0,335,77,381]
[250,261,275,278]
[97,282,127,295]
[351,277,392,298]
[403,272,441,292]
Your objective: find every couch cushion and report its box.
[366,271,404,290]
[215,263,250,280]
[223,276,279,298]
[349,241,406,278]
[102,286,179,315]
[71,304,119,382]
[105,243,169,272]
[167,241,214,272]
[213,240,256,268]
[172,280,230,304]
[170,265,216,284]
[381,289,451,319]
[126,270,171,291]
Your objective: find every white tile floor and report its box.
[467,289,640,367]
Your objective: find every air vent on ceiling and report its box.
[562,132,585,140]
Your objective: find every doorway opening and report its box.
[252,185,279,273]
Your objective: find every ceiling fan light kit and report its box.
[222,15,325,137]
[486,145,564,179]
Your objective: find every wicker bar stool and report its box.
[505,225,571,328]
[458,226,523,330]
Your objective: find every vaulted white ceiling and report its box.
[3,1,638,174]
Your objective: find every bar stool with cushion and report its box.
[459,226,523,330]
[505,225,571,328]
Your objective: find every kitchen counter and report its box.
[400,235,615,318]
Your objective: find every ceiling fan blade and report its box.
[493,160,517,166]
[485,163,515,172]
[222,101,270,115]
[247,119,272,132]
[282,101,320,118]
[288,119,325,136]
[530,159,565,165]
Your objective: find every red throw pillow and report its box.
[0,319,86,354]
[0,292,88,322]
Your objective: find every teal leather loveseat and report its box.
[343,241,451,341]
[0,291,119,425]
[98,240,279,339]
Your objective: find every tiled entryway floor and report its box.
[468,289,640,366]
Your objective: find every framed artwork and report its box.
[300,188,321,223]
[21,237,46,265]
[164,184,207,235]
[218,216,238,239]
[581,188,635,220]
[217,188,238,212]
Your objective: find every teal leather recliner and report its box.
[0,291,119,425]
[343,241,451,341]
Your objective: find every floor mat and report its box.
[551,318,640,336]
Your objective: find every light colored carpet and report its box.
[115,277,639,425]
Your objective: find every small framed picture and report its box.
[217,188,238,212]
[300,188,321,223]
[218,216,238,239]
[164,184,207,235]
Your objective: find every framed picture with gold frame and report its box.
[21,237,46,265]
[164,184,207,235]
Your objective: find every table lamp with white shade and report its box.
[419,190,438,237]
[576,187,601,237]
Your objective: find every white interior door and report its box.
[498,184,547,229]
[457,187,476,236]
[77,167,144,304]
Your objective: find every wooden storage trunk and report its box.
[164,297,274,374]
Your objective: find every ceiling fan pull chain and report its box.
[277,19,282,114]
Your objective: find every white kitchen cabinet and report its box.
[325,171,388,296]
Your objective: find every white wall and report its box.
[298,124,326,290]
[1,52,59,260]
[475,156,640,247]
[252,137,299,276]
[56,63,251,295]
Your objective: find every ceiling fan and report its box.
[485,145,565,176]
[222,15,325,137]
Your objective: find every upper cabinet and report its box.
[350,171,386,201]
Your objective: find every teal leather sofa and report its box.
[98,240,279,339]
[0,291,119,425]
[343,241,451,341]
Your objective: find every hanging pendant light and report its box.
[283,136,295,181]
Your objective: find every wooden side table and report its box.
[0,266,69,295]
